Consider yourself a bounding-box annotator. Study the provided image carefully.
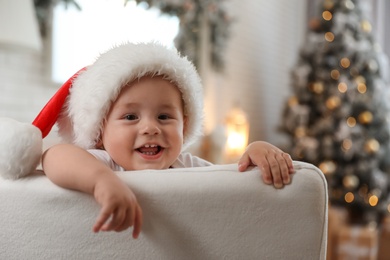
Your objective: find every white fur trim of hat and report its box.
[58,42,204,151]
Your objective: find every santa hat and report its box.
[0,42,204,179]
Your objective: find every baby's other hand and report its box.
[238,141,294,189]
[92,174,143,239]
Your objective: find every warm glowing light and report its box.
[347,117,356,127]
[319,160,336,175]
[355,76,366,84]
[325,32,334,42]
[224,106,249,163]
[342,139,352,151]
[310,82,324,94]
[358,111,373,124]
[338,82,348,93]
[227,133,246,150]
[364,139,380,154]
[331,69,340,80]
[343,175,359,189]
[326,96,341,110]
[345,192,354,203]
[357,83,367,93]
[322,11,332,21]
[369,195,378,206]
[361,20,372,33]
[340,58,351,68]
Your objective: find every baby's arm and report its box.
[42,143,142,238]
[238,141,294,189]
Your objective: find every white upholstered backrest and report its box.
[0,161,327,259]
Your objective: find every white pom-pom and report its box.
[0,118,42,179]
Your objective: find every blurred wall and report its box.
[202,0,307,147]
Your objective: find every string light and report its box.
[319,160,336,175]
[368,195,378,206]
[364,139,380,154]
[355,75,366,84]
[331,69,340,80]
[322,10,332,21]
[343,175,359,189]
[326,96,341,110]
[325,32,335,42]
[338,82,348,93]
[358,111,373,124]
[340,57,351,68]
[309,82,324,94]
[345,192,354,203]
[347,117,356,127]
[361,20,372,33]
[357,82,367,93]
[342,139,352,151]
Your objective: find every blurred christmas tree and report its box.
[280,0,390,224]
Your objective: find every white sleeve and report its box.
[87,149,124,171]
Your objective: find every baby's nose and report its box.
[140,121,161,135]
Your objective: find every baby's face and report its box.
[100,76,186,170]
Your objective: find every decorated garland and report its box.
[34,0,81,37]
[127,0,232,72]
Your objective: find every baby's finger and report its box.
[282,152,294,173]
[267,155,283,189]
[255,157,273,185]
[115,206,135,232]
[238,153,251,172]
[93,207,112,233]
[275,153,290,185]
[103,208,126,231]
[132,204,143,239]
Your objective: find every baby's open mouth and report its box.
[137,144,162,155]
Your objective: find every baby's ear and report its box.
[95,133,104,149]
[95,139,103,149]
[183,116,188,134]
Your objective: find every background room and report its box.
[1,0,390,259]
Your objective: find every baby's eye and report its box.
[158,114,170,120]
[124,114,138,120]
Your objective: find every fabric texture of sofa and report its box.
[0,161,327,259]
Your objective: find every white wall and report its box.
[0,45,60,149]
[203,0,307,147]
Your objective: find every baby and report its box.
[36,42,294,239]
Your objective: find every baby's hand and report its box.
[238,141,294,189]
[92,174,143,239]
